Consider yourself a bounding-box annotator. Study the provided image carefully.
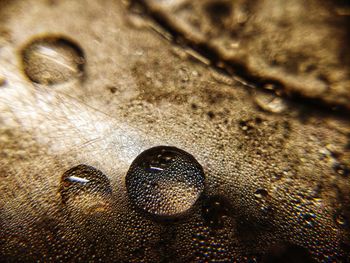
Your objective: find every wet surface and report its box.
[0,0,349,262]
[138,0,350,111]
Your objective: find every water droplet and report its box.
[239,120,252,131]
[126,146,205,217]
[21,36,85,85]
[254,91,287,113]
[60,164,112,215]
[303,213,316,227]
[335,214,348,228]
[207,111,215,119]
[333,162,349,177]
[254,189,268,199]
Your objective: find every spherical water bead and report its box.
[21,36,85,85]
[126,146,205,217]
[60,164,112,215]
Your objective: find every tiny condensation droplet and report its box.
[254,189,268,199]
[335,213,348,228]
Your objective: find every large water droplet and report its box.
[21,36,85,85]
[126,146,205,217]
[60,164,112,215]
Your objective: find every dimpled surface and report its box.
[126,146,205,216]
[0,0,349,262]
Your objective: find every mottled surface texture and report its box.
[141,0,350,110]
[0,0,349,262]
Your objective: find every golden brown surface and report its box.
[0,0,349,262]
[141,0,350,110]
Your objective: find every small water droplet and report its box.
[60,164,112,215]
[333,162,349,177]
[207,111,215,119]
[254,91,287,113]
[335,214,348,228]
[239,120,252,131]
[126,146,205,217]
[21,36,85,85]
[303,213,316,227]
[254,189,268,199]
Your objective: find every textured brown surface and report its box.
[0,0,349,262]
[140,0,350,110]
